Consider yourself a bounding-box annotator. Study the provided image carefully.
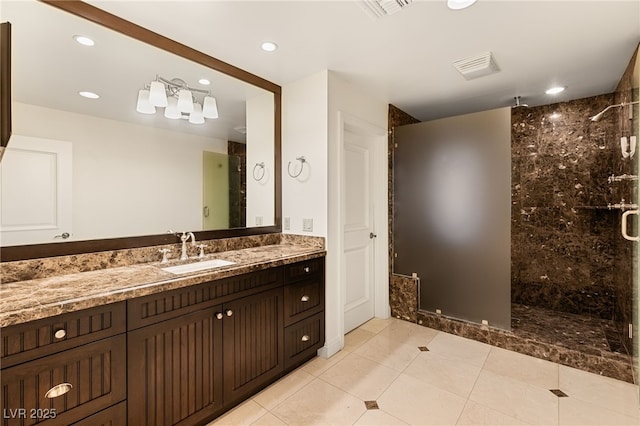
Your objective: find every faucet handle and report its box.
[159,248,171,263]
[197,244,207,258]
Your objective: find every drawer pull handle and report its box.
[301,295,310,302]
[215,312,223,320]
[225,309,233,317]
[301,335,310,342]
[45,383,73,399]
[54,329,66,339]
[303,267,310,273]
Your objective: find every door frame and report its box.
[322,110,388,357]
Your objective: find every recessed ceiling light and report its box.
[260,41,278,52]
[79,91,99,99]
[198,78,211,86]
[447,0,478,10]
[545,86,566,95]
[73,35,95,46]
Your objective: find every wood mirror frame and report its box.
[1,0,281,262]
[0,22,10,148]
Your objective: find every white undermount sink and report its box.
[161,259,236,275]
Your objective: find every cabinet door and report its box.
[223,288,284,404]
[127,307,223,426]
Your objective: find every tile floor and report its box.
[209,317,640,426]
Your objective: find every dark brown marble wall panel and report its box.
[228,141,247,228]
[1,233,307,283]
[388,105,420,320]
[511,93,636,326]
[390,274,418,322]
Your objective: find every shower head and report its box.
[512,96,528,108]
[589,100,640,122]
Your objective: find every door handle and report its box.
[369,232,377,239]
[621,210,639,241]
[203,206,210,218]
[54,232,70,239]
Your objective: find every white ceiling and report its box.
[3,0,640,125]
[83,0,640,121]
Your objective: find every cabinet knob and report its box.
[300,295,310,302]
[45,383,73,399]
[225,309,233,317]
[303,266,310,273]
[54,329,66,339]
[301,335,310,342]
[215,312,223,320]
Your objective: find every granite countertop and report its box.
[0,243,325,328]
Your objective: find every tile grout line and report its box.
[452,342,495,425]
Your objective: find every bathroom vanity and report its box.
[0,244,325,425]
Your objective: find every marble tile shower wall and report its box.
[511,94,634,325]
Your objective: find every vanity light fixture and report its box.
[73,34,94,46]
[447,0,478,10]
[260,41,278,52]
[137,75,219,124]
[545,86,566,95]
[79,91,99,99]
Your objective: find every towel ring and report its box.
[287,156,306,178]
[252,162,265,181]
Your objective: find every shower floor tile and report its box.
[511,303,628,356]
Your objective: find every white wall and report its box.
[246,92,275,227]
[282,71,329,237]
[11,102,227,241]
[282,70,388,358]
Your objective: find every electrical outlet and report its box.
[482,320,489,326]
[284,217,290,230]
[255,216,263,226]
[302,218,313,232]
[435,309,442,315]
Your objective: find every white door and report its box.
[343,128,376,333]
[0,135,72,246]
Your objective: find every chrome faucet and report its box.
[179,232,196,260]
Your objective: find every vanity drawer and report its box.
[284,257,324,284]
[284,277,324,326]
[283,312,324,369]
[0,302,126,369]
[0,334,127,426]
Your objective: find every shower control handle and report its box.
[621,210,639,241]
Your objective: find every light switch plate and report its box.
[302,218,313,232]
[284,217,290,230]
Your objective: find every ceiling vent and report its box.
[452,51,500,80]
[359,0,413,19]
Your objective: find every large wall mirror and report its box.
[0,0,281,261]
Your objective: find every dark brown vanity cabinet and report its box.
[1,257,325,426]
[126,266,295,425]
[283,258,325,369]
[0,303,127,426]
